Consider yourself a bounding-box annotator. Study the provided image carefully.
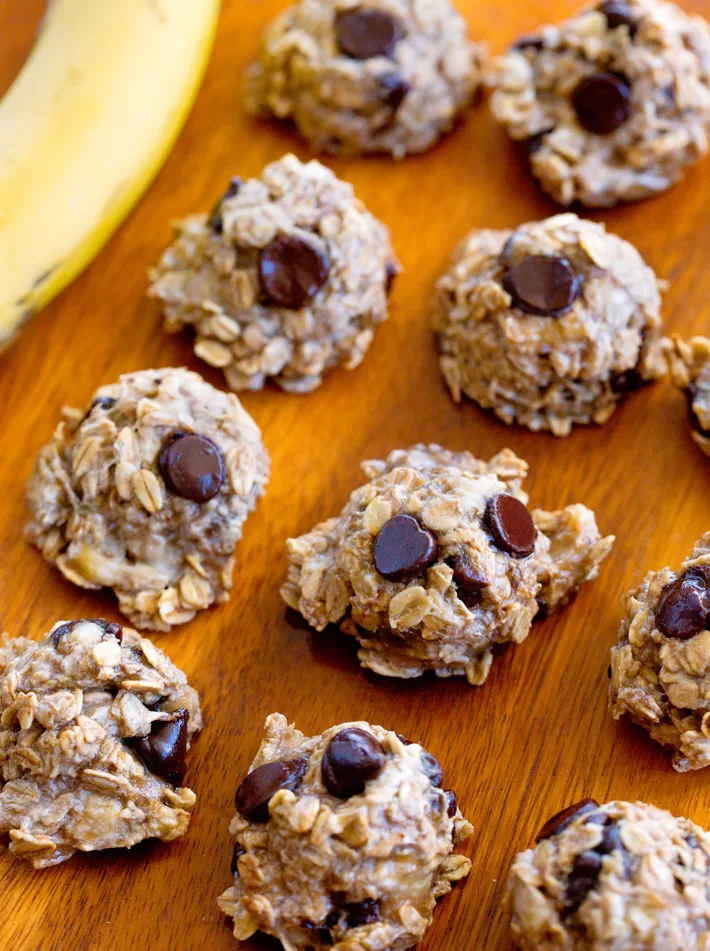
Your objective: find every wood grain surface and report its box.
[2,1,710,948]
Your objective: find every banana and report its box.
[0,0,221,350]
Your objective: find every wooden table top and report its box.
[2,1,710,948]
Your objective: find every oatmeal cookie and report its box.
[218,713,472,950]
[432,214,665,436]
[281,444,614,684]
[245,0,485,158]
[25,367,269,631]
[664,334,710,456]
[149,154,399,394]
[506,798,710,950]
[490,0,710,208]
[609,533,710,772]
[0,618,201,868]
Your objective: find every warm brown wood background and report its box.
[2,1,710,948]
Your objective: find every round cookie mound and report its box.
[150,154,399,393]
[218,713,473,950]
[245,0,485,157]
[491,0,710,207]
[281,444,613,684]
[25,367,269,630]
[432,214,664,436]
[506,798,710,950]
[0,619,202,868]
[665,334,710,456]
[610,533,710,772]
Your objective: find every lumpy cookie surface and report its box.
[245,0,485,157]
[491,0,710,207]
[610,533,710,771]
[25,367,269,630]
[665,334,710,455]
[432,214,664,436]
[218,713,473,950]
[0,619,201,868]
[149,154,399,393]
[281,444,614,683]
[506,799,710,950]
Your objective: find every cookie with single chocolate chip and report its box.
[610,533,710,771]
[281,444,614,684]
[218,713,472,949]
[149,154,399,394]
[0,619,201,868]
[25,368,269,630]
[245,0,486,158]
[432,214,665,436]
[506,799,710,949]
[491,0,710,207]
[664,334,710,455]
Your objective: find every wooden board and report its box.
[2,1,710,948]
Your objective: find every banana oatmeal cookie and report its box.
[149,154,399,393]
[219,712,472,950]
[281,444,614,684]
[609,533,710,772]
[665,334,710,456]
[245,0,485,157]
[432,214,665,436]
[0,618,201,868]
[506,798,710,950]
[25,367,269,631]
[490,0,710,207]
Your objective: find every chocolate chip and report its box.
[503,254,580,317]
[158,431,226,503]
[344,900,380,928]
[597,823,623,854]
[336,8,404,60]
[51,618,122,648]
[565,850,603,912]
[527,130,553,155]
[322,728,386,798]
[231,844,245,875]
[374,514,438,582]
[385,261,398,294]
[485,495,537,558]
[235,758,308,822]
[50,621,78,648]
[444,789,458,818]
[607,664,612,679]
[686,833,701,849]
[448,553,488,608]
[610,367,644,394]
[128,709,190,786]
[656,568,710,640]
[94,619,123,643]
[420,751,443,787]
[259,234,330,310]
[396,733,412,745]
[91,396,116,412]
[600,0,637,34]
[536,799,600,842]
[377,72,410,110]
[208,176,243,234]
[572,72,632,135]
[303,922,333,946]
[513,35,545,51]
